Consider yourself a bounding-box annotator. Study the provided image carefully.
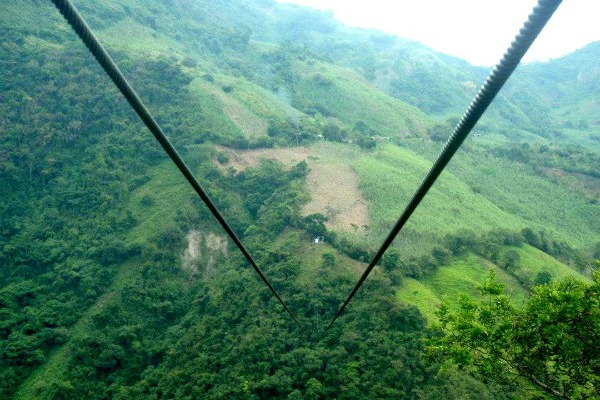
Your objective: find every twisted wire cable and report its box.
[323,0,563,336]
[50,0,302,329]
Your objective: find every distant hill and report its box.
[504,41,600,146]
[1,1,598,399]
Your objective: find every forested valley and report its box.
[1,1,599,399]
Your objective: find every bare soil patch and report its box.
[182,230,228,279]
[302,163,370,233]
[215,146,317,172]
[182,230,201,274]
[214,146,370,232]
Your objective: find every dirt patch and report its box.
[203,232,228,280]
[182,231,228,279]
[182,230,201,274]
[206,233,228,256]
[302,163,370,233]
[213,146,370,232]
[215,146,317,172]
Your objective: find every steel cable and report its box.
[49,0,302,329]
[323,0,562,336]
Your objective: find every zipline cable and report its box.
[322,0,562,336]
[50,0,303,329]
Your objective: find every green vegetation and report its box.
[353,144,526,253]
[290,61,430,138]
[511,245,591,285]
[396,245,589,323]
[429,270,600,399]
[1,0,598,398]
[401,140,600,249]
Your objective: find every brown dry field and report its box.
[215,145,370,232]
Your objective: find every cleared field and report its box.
[215,144,371,232]
[354,144,526,252]
[395,278,441,322]
[403,140,600,249]
[215,145,318,171]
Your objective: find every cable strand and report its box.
[49,0,302,329]
[322,0,562,336]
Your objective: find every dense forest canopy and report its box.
[1,0,599,399]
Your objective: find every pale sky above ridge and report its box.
[277,0,600,66]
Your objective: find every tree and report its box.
[428,270,600,399]
[382,248,400,272]
[534,270,552,286]
[322,122,347,142]
[321,253,335,268]
[499,249,520,273]
[303,213,328,238]
[305,377,324,400]
[431,246,451,265]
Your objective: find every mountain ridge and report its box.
[1,1,598,398]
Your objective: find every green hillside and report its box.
[396,246,589,322]
[354,145,525,251]
[1,0,599,399]
[504,42,600,146]
[396,254,528,321]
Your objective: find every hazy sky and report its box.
[276,0,600,66]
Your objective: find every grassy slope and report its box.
[444,148,600,248]
[188,73,306,141]
[292,61,431,137]
[396,247,588,323]
[396,254,527,322]
[7,1,599,396]
[396,141,600,249]
[353,144,526,252]
[512,244,593,283]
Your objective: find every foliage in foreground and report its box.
[428,267,600,399]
